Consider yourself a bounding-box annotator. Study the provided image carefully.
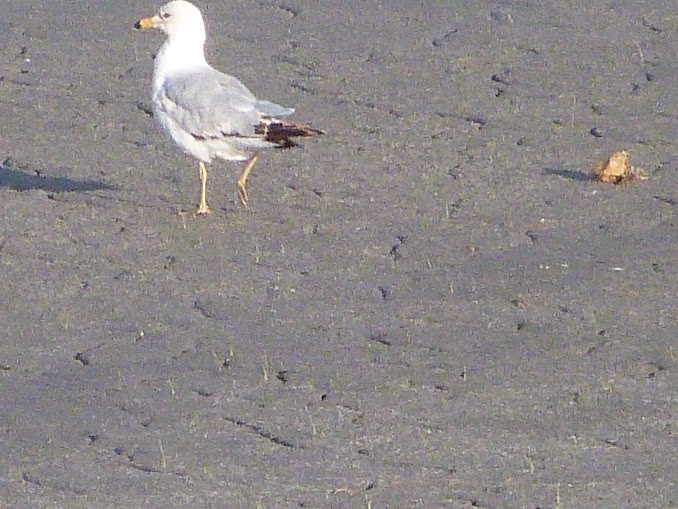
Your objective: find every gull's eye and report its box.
[162,12,171,19]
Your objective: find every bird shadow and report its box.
[543,164,593,182]
[0,157,117,193]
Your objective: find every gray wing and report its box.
[255,100,295,117]
[158,68,267,139]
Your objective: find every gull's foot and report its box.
[195,203,211,216]
[237,182,249,207]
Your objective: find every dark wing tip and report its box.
[256,121,324,148]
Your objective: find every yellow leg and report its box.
[196,161,211,215]
[236,154,259,207]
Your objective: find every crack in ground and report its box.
[126,463,187,476]
[21,472,87,496]
[224,416,298,449]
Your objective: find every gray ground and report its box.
[1,1,677,508]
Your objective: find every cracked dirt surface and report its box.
[0,1,677,508]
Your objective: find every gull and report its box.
[135,0,323,215]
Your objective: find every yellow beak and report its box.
[134,16,158,30]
